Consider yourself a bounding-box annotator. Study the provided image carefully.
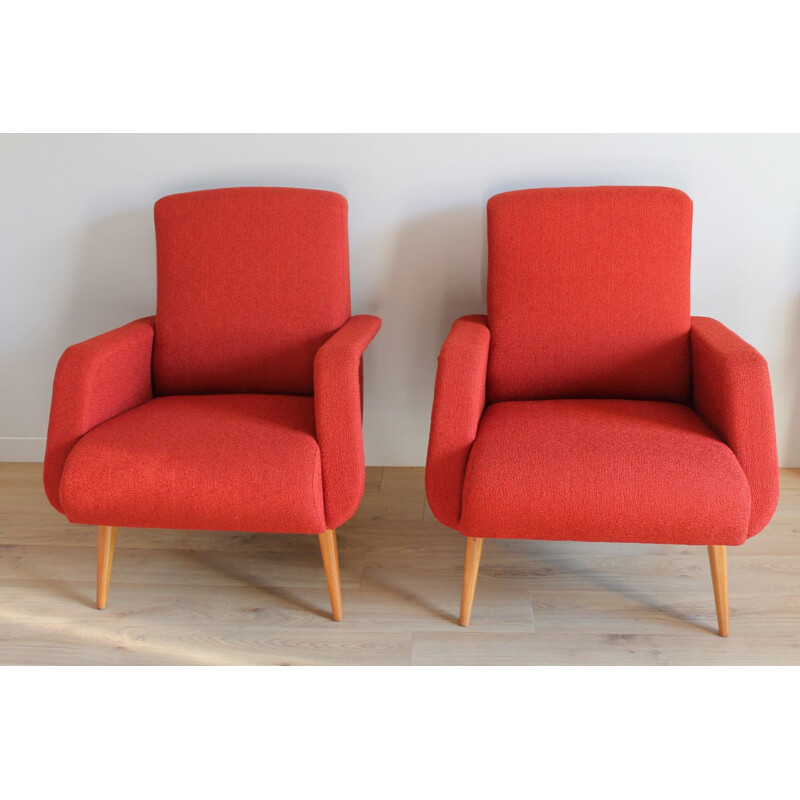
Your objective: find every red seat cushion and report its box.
[459,400,751,545]
[59,395,326,533]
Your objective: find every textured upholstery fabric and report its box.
[426,186,779,546]
[459,400,751,545]
[691,316,779,537]
[45,188,379,533]
[314,314,382,529]
[153,187,350,396]
[43,317,155,513]
[60,395,326,533]
[486,187,693,403]
[425,315,491,529]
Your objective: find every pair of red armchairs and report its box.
[44,186,779,635]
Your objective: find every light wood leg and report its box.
[319,529,343,622]
[459,537,484,627]
[707,544,729,637]
[97,525,117,610]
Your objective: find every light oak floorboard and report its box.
[364,466,384,491]
[1,464,799,665]
[410,631,800,666]
[380,467,426,494]
[0,615,411,666]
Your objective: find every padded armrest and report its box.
[425,314,491,530]
[691,316,779,536]
[43,317,156,513]
[314,314,382,529]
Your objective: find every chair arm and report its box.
[314,314,382,529]
[43,317,156,513]
[691,316,779,536]
[425,315,491,530]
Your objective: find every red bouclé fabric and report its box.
[425,315,490,530]
[426,186,779,545]
[486,187,693,403]
[691,317,779,537]
[153,188,351,396]
[314,314,382,529]
[459,400,751,545]
[43,317,155,513]
[44,188,379,533]
[60,395,325,533]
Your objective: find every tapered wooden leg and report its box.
[97,525,117,610]
[319,529,343,622]
[459,537,484,627]
[708,545,729,637]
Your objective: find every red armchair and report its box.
[426,187,779,635]
[44,187,381,621]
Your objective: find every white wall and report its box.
[2,134,799,466]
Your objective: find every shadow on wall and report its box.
[67,207,157,330]
[9,207,156,445]
[55,206,156,358]
[364,205,488,465]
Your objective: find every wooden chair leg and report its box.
[319,528,343,622]
[459,537,484,627]
[707,544,729,637]
[97,525,117,610]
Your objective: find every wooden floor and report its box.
[1,463,799,665]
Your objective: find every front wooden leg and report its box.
[319,529,343,622]
[707,545,729,637]
[97,526,117,610]
[459,537,484,626]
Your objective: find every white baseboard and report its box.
[0,438,46,461]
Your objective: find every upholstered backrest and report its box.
[153,187,351,396]
[486,186,693,403]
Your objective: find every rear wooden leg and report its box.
[319,529,343,622]
[97,526,117,610]
[459,537,484,627]
[707,545,729,637]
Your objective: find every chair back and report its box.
[153,187,351,396]
[486,186,693,403]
